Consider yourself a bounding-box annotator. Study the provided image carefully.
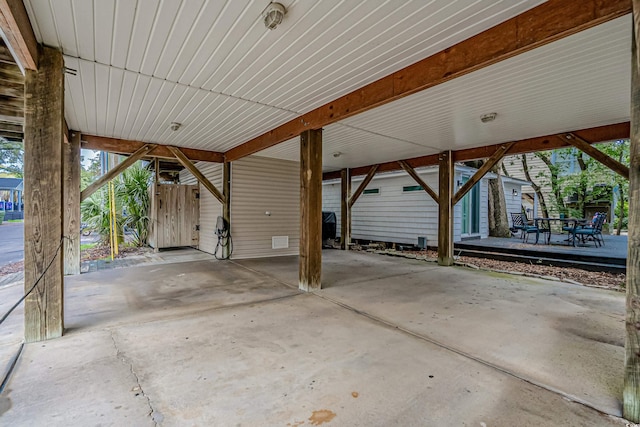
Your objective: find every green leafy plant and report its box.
[115,162,152,246]
[80,186,123,244]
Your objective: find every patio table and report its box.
[533,217,589,246]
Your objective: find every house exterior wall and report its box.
[179,163,223,255]
[322,167,491,247]
[502,178,525,227]
[230,156,300,259]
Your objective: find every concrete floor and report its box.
[0,250,627,426]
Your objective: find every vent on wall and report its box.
[272,236,289,249]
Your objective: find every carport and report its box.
[1,0,639,423]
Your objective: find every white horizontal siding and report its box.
[179,162,223,255]
[502,179,524,226]
[322,167,499,246]
[322,183,342,237]
[231,156,299,259]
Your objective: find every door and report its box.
[461,176,480,236]
[153,184,200,248]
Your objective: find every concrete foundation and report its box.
[0,250,627,425]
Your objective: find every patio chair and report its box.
[510,212,525,238]
[511,213,540,244]
[535,218,552,245]
[573,213,606,247]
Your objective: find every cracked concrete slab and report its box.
[0,250,629,425]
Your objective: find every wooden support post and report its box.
[453,142,515,205]
[397,160,439,203]
[168,146,225,204]
[349,165,379,208]
[81,144,156,201]
[624,8,640,421]
[438,151,454,266]
[340,168,351,250]
[63,131,80,275]
[563,132,630,180]
[222,162,231,258]
[154,157,160,185]
[23,46,64,342]
[299,129,322,292]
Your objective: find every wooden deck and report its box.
[455,234,628,273]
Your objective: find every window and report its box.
[403,185,423,192]
[363,188,380,195]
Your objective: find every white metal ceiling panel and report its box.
[338,15,631,158]
[25,0,546,155]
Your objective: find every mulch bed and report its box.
[0,245,150,277]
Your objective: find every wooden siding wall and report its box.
[230,156,300,259]
[179,163,223,254]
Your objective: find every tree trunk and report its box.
[521,154,550,218]
[488,160,511,237]
[536,152,565,214]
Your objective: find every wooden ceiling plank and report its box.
[0,0,38,72]
[225,0,631,162]
[80,134,224,163]
[563,132,630,179]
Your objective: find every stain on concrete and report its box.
[0,396,11,416]
[309,409,336,425]
[351,391,359,398]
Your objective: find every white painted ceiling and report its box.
[23,1,630,172]
[261,14,632,170]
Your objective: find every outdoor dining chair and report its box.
[511,213,541,244]
[573,212,606,247]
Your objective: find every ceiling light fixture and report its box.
[332,152,342,158]
[170,122,182,131]
[263,2,286,30]
[480,112,497,123]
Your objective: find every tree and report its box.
[115,162,152,246]
[520,154,550,218]
[0,140,23,177]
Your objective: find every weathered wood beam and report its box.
[81,144,156,202]
[453,142,515,205]
[322,122,630,181]
[81,134,224,163]
[0,0,38,72]
[168,145,224,204]
[624,5,640,421]
[23,46,63,342]
[397,160,439,203]
[226,0,630,162]
[340,168,351,250]
[438,151,454,266]
[348,165,380,208]
[63,131,80,275]
[562,132,630,180]
[299,129,323,292]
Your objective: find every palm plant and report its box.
[80,186,122,244]
[115,162,152,246]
